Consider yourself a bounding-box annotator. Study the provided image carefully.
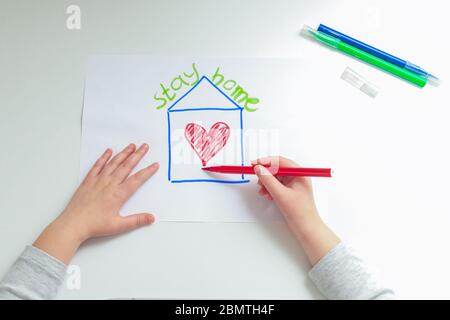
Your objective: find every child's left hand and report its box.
[33,143,159,264]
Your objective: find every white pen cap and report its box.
[427,75,441,87]
[300,25,316,39]
[341,67,379,98]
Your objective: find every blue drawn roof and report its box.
[167,76,244,112]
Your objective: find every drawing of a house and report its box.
[167,76,249,184]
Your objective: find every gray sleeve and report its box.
[309,242,395,300]
[0,245,66,300]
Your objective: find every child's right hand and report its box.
[253,156,340,265]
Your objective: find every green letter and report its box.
[223,79,236,91]
[211,67,224,86]
[231,85,249,103]
[183,63,200,86]
[170,76,189,91]
[160,83,175,101]
[154,93,167,110]
[244,97,259,112]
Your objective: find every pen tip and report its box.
[427,75,441,87]
[300,25,315,38]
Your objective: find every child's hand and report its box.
[61,143,159,241]
[33,143,159,264]
[253,156,339,265]
[252,156,319,233]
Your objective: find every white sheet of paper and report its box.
[81,56,327,222]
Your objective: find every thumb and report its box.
[118,213,155,233]
[254,165,285,199]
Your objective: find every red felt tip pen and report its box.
[202,165,333,177]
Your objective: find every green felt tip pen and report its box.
[301,25,427,87]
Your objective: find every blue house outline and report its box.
[167,75,250,184]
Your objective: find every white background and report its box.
[1,0,450,299]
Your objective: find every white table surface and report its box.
[1,0,450,299]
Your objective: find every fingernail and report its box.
[259,157,272,165]
[255,165,271,176]
[148,162,159,170]
[126,143,134,150]
[138,143,148,152]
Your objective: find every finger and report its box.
[277,156,300,167]
[102,144,136,175]
[111,143,149,183]
[254,165,286,199]
[117,213,155,233]
[253,156,299,169]
[84,148,112,182]
[265,193,274,201]
[258,186,268,196]
[122,162,160,197]
[258,185,274,201]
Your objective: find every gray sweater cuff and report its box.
[309,242,395,300]
[0,245,66,299]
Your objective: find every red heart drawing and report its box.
[185,122,231,166]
